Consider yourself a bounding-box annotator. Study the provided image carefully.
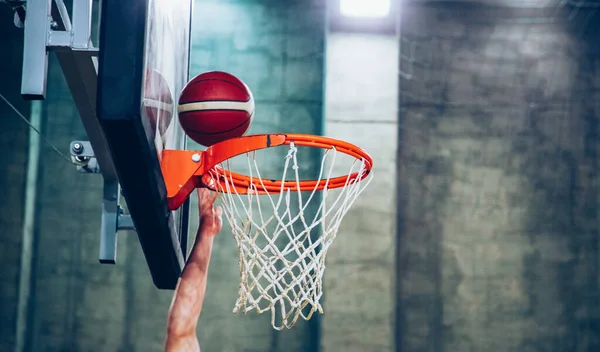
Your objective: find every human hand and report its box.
[196,187,222,238]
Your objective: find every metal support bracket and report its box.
[18,0,136,265]
[99,181,135,264]
[69,140,136,264]
[21,0,99,99]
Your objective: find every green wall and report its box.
[189,1,326,351]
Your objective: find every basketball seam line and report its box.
[179,98,251,104]
[179,108,252,114]
[183,78,248,96]
[184,113,252,135]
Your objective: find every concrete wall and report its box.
[321,33,398,352]
[7,1,326,351]
[188,1,326,351]
[0,58,174,350]
[0,6,30,350]
[1,1,328,351]
[5,0,600,351]
[397,3,600,351]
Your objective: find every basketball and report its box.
[177,71,254,147]
[142,68,173,139]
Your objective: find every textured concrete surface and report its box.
[321,33,398,352]
[5,0,600,351]
[188,1,326,350]
[397,3,600,351]
[23,53,130,351]
[0,6,30,350]
[3,0,325,351]
[1,0,327,349]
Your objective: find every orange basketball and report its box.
[177,71,254,147]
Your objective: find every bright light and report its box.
[340,0,391,18]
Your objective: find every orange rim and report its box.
[205,134,372,194]
[160,134,373,210]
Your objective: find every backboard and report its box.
[97,0,192,289]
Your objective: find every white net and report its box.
[208,142,373,330]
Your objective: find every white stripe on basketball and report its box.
[247,89,254,124]
[143,98,173,111]
[177,100,254,115]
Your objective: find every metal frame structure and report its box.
[17,0,190,289]
[96,0,191,289]
[20,0,130,264]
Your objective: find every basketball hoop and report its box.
[161,134,374,330]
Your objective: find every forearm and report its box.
[165,189,221,352]
[167,261,211,332]
[165,231,214,350]
[165,333,200,352]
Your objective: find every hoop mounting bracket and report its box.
[161,134,288,210]
[69,140,136,264]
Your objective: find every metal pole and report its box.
[71,0,92,49]
[21,0,52,99]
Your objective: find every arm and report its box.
[165,188,222,352]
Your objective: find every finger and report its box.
[197,187,210,199]
[212,206,223,232]
[197,188,218,213]
[214,206,223,225]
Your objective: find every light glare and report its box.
[340,0,391,18]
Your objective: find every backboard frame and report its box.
[18,0,192,290]
[97,0,192,290]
